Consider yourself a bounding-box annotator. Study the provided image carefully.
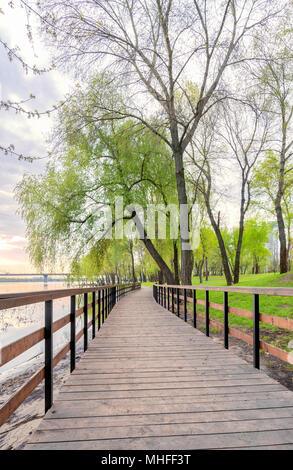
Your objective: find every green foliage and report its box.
[252,151,293,206]
[71,239,110,280]
[15,75,178,276]
[242,219,271,265]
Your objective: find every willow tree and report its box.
[27,0,283,285]
[16,97,179,283]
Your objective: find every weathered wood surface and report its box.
[26,287,293,450]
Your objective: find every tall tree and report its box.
[29,0,282,284]
[187,111,234,284]
[252,151,293,272]
[250,19,293,273]
[218,100,269,283]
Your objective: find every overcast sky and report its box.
[0,1,71,273]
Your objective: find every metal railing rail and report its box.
[153,284,293,368]
[0,282,141,426]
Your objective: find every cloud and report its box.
[0,234,26,251]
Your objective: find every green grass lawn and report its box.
[192,272,293,351]
[191,272,293,319]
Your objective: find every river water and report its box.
[0,282,84,382]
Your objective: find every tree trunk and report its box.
[173,240,180,285]
[233,197,246,284]
[199,257,204,284]
[205,198,233,285]
[205,256,208,281]
[173,149,193,285]
[134,213,176,285]
[275,197,288,274]
[275,132,288,274]
[129,240,137,282]
[233,225,244,284]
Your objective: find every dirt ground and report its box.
[0,346,84,450]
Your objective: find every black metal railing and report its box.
[153,283,293,370]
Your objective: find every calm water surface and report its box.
[0,282,84,380]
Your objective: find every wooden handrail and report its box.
[0,294,127,367]
[175,292,293,331]
[0,282,137,310]
[155,283,293,297]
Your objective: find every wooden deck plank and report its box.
[26,286,293,450]
[25,429,293,450]
[62,378,277,390]
[41,396,293,419]
[29,418,293,443]
[56,384,285,401]
[37,407,293,430]
[65,373,274,385]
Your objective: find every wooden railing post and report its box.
[45,299,53,413]
[253,294,260,369]
[167,287,170,310]
[205,290,209,337]
[184,289,187,322]
[84,293,88,351]
[224,292,229,349]
[177,288,180,316]
[193,290,196,328]
[172,288,174,313]
[70,295,76,373]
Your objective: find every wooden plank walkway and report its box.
[26,287,293,450]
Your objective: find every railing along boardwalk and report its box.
[25,287,293,450]
[0,283,139,427]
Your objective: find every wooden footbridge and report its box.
[1,284,293,450]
